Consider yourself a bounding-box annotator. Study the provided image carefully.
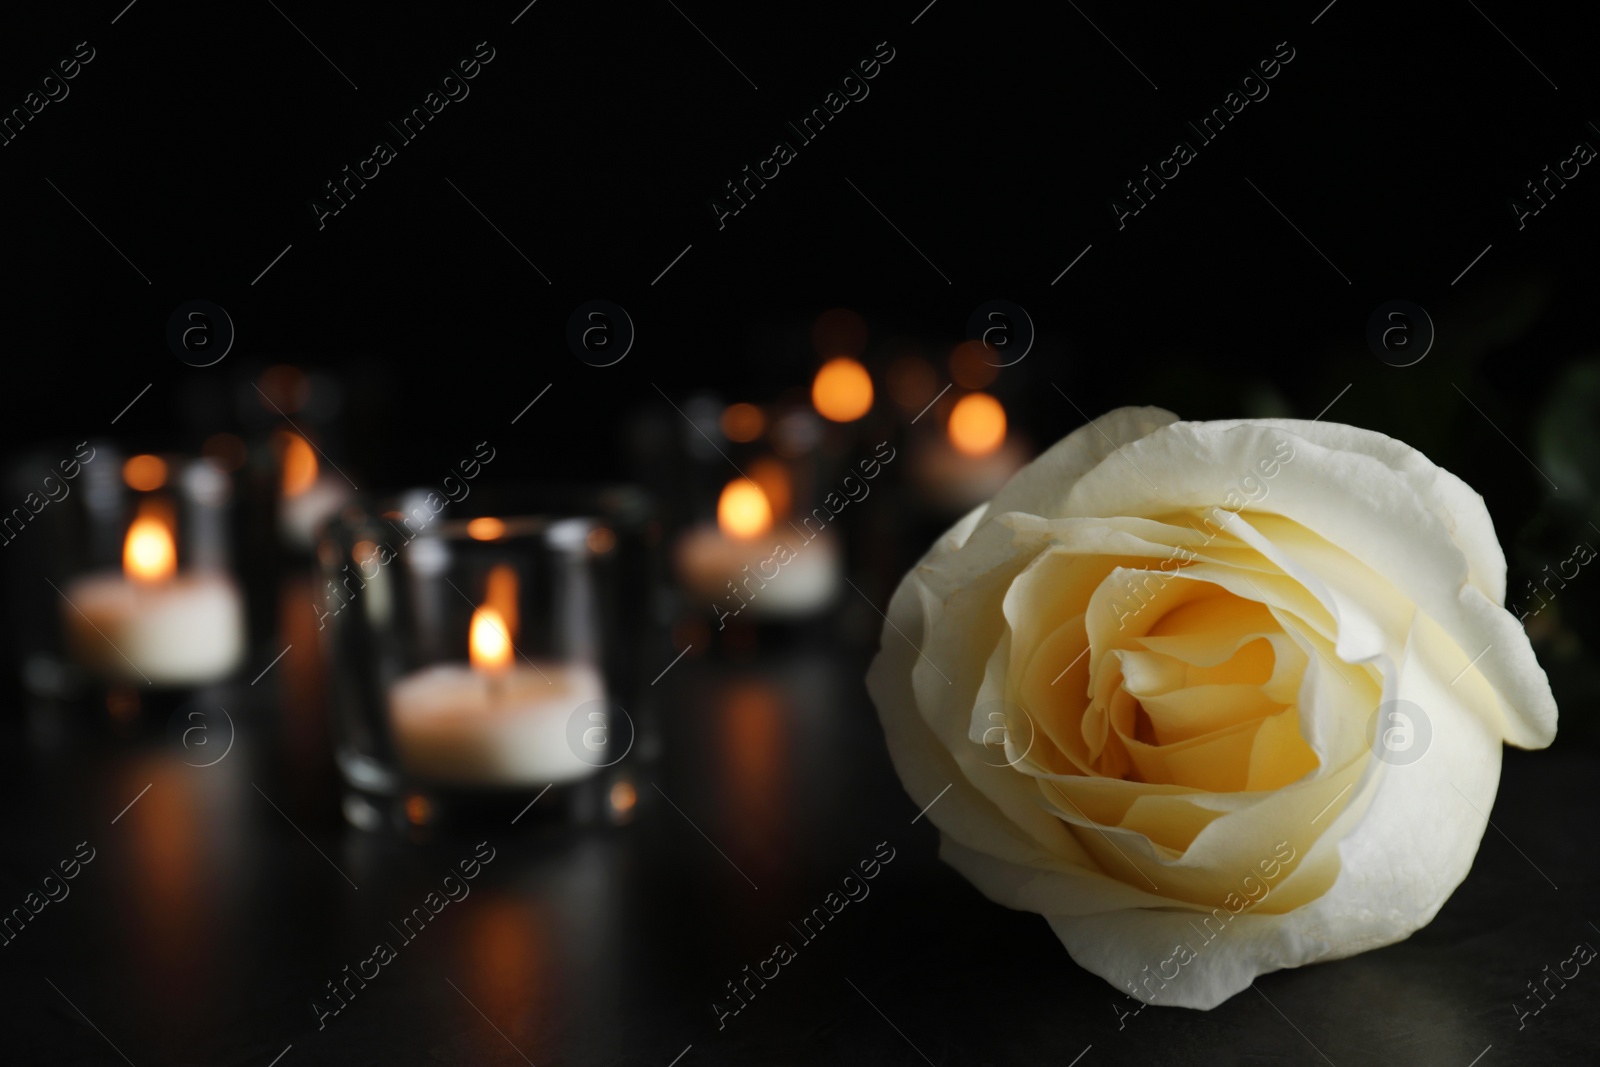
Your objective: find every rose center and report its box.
[1080,581,1319,792]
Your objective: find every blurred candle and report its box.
[62,499,245,685]
[911,392,1027,511]
[675,477,839,620]
[276,430,349,549]
[387,566,605,785]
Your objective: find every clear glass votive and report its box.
[320,485,659,833]
[11,444,247,698]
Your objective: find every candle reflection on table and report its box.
[458,894,546,1044]
[116,754,243,1009]
[278,571,335,777]
[717,680,791,866]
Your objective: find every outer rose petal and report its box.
[866,410,1182,912]
[976,406,1180,524]
[867,407,1558,1010]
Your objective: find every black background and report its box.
[2,1,1599,1065]
[3,0,1596,480]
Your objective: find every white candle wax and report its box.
[674,524,839,618]
[62,570,246,685]
[387,660,607,786]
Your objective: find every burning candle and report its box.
[674,477,839,619]
[911,391,1027,511]
[62,497,246,685]
[386,564,606,786]
[276,431,349,549]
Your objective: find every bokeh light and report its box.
[721,403,766,443]
[950,339,1000,390]
[122,454,168,492]
[811,358,874,422]
[467,517,507,541]
[949,393,1007,456]
[718,479,772,540]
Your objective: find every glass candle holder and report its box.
[46,446,245,687]
[234,361,355,556]
[665,396,843,630]
[320,485,659,833]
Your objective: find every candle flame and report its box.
[277,431,319,497]
[718,480,771,541]
[948,392,1007,457]
[811,357,874,422]
[469,606,514,671]
[124,506,176,582]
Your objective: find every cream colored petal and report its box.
[1063,419,1554,747]
[1132,684,1284,745]
[978,406,1179,523]
[1046,608,1501,1008]
[875,513,1107,874]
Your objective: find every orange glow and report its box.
[948,393,1007,456]
[721,403,766,443]
[461,897,542,1040]
[748,458,792,520]
[276,432,319,497]
[717,480,772,541]
[405,794,435,826]
[720,681,788,847]
[811,357,874,422]
[466,517,507,541]
[123,757,212,1007]
[609,780,637,817]
[950,339,1000,389]
[586,526,617,555]
[469,605,514,671]
[124,505,177,583]
[484,564,520,640]
[123,454,168,492]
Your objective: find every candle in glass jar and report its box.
[910,391,1026,511]
[62,503,245,685]
[674,478,839,618]
[387,591,606,786]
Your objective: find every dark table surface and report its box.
[0,633,1592,1067]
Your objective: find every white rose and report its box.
[866,407,1557,1009]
